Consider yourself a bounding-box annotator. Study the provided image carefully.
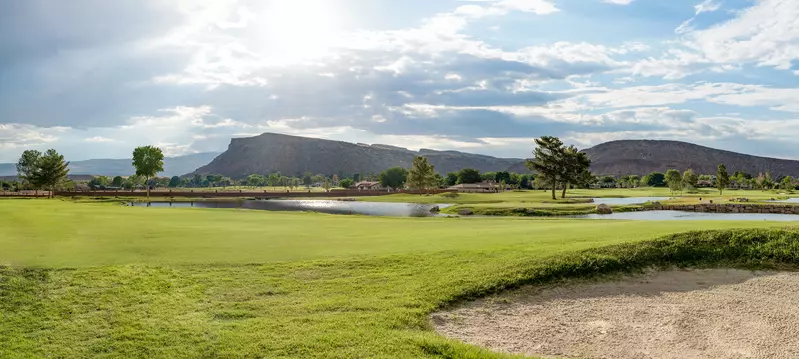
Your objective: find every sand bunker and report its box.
[432,269,799,359]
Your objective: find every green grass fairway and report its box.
[0,199,792,358]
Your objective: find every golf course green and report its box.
[1,198,797,358]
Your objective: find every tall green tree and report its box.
[16,150,42,192]
[247,174,265,187]
[717,164,730,195]
[527,136,565,200]
[456,168,482,184]
[379,167,409,190]
[112,176,124,187]
[206,174,222,187]
[557,145,591,198]
[629,175,641,188]
[168,176,181,188]
[406,156,437,193]
[31,149,70,198]
[665,169,683,195]
[132,146,164,198]
[445,172,459,186]
[303,172,313,187]
[574,170,597,189]
[682,169,698,189]
[644,172,666,187]
[781,176,795,191]
[494,171,511,184]
[267,173,282,189]
[338,178,354,189]
[619,175,631,188]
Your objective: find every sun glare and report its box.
[256,0,344,64]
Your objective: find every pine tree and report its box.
[31,149,70,198]
[406,156,437,193]
[717,164,730,195]
[527,136,564,200]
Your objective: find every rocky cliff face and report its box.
[191,133,523,178]
[583,140,799,177]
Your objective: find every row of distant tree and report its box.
[9,145,165,197]
[596,168,798,194]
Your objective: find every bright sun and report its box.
[256,0,343,64]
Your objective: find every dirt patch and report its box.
[432,269,799,359]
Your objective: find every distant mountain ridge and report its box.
[191,133,524,178]
[581,140,799,177]
[0,152,221,177]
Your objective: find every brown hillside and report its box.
[583,140,799,177]
[191,133,523,178]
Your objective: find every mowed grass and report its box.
[0,199,791,358]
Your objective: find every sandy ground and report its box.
[432,269,799,359]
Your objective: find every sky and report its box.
[2,0,799,162]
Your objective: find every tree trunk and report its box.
[561,183,568,199]
[146,176,150,199]
[550,182,556,200]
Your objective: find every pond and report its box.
[591,197,671,205]
[771,198,799,203]
[573,210,799,221]
[127,200,450,217]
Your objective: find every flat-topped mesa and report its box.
[190,132,524,178]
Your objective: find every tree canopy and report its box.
[665,169,683,195]
[557,145,591,198]
[682,169,698,189]
[717,164,730,195]
[526,136,591,199]
[644,172,666,187]
[338,178,354,189]
[406,156,437,192]
[132,146,164,197]
[16,150,42,189]
[168,176,181,188]
[32,149,70,198]
[16,149,69,197]
[445,172,459,187]
[379,167,408,190]
[456,168,482,184]
[527,136,563,200]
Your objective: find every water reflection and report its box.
[128,200,449,217]
[770,198,799,203]
[573,210,799,221]
[591,197,670,205]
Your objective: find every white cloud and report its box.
[0,124,62,149]
[603,0,635,5]
[683,0,799,71]
[694,0,721,15]
[85,136,115,143]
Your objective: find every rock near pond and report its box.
[596,204,613,215]
[429,206,441,213]
[458,209,474,216]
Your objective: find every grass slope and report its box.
[0,199,795,358]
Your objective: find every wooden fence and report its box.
[45,189,455,198]
[1,191,51,198]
